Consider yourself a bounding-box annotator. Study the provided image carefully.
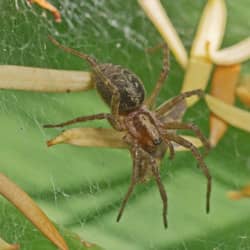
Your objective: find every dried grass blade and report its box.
[228,184,250,200]
[205,94,250,132]
[182,0,226,106]
[0,65,92,92]
[236,74,250,107]
[138,0,188,68]
[191,0,226,57]
[28,0,61,22]
[46,128,202,150]
[0,173,68,250]
[47,128,126,148]
[181,58,212,106]
[209,37,250,65]
[209,64,241,146]
[0,238,19,250]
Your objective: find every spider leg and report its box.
[167,141,175,160]
[145,43,169,109]
[43,113,113,128]
[116,146,140,223]
[164,133,211,213]
[49,36,97,67]
[108,84,120,120]
[151,161,168,228]
[49,36,121,122]
[162,122,211,156]
[155,89,204,116]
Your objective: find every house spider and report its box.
[44,37,211,228]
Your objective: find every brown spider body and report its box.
[122,107,168,182]
[45,37,212,228]
[94,64,145,113]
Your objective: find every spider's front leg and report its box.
[46,38,123,128]
[43,113,117,129]
[164,133,211,213]
[155,89,204,116]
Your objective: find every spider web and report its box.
[0,0,250,250]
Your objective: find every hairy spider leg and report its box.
[166,141,175,160]
[117,145,140,223]
[48,36,97,67]
[43,113,112,128]
[49,36,122,125]
[164,133,211,213]
[162,122,211,156]
[145,43,169,109]
[151,159,168,228]
[155,89,204,116]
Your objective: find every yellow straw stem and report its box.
[0,65,92,92]
[138,0,188,69]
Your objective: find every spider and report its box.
[44,37,211,228]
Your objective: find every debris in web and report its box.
[27,0,61,22]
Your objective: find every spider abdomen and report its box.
[94,63,145,113]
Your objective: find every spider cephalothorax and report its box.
[44,37,211,228]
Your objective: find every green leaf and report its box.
[1,0,250,249]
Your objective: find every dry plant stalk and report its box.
[47,128,126,148]
[138,0,188,68]
[205,94,250,132]
[0,238,19,250]
[81,239,95,248]
[209,64,241,146]
[28,0,61,22]
[228,185,250,200]
[0,173,68,250]
[46,127,203,150]
[182,0,226,106]
[138,0,250,114]
[236,74,250,107]
[237,87,250,107]
[181,58,213,106]
[0,66,92,92]
[209,38,250,65]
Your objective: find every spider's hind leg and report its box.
[164,133,212,213]
[162,122,211,156]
